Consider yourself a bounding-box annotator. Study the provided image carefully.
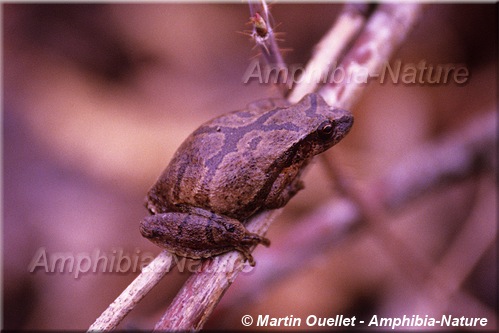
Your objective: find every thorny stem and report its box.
[248,0,288,95]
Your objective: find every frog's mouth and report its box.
[333,111,354,142]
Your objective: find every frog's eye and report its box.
[318,120,335,140]
[224,224,235,233]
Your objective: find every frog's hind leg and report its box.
[141,209,270,266]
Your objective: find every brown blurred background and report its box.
[3,3,497,330]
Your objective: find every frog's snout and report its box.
[335,108,354,135]
[140,217,160,239]
[139,220,152,238]
[328,108,353,142]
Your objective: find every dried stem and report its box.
[288,3,373,103]
[319,3,425,109]
[88,251,175,331]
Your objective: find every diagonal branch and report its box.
[319,3,425,110]
[88,250,175,331]
[288,3,373,103]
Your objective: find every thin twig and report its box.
[379,111,496,209]
[421,176,497,318]
[288,3,373,103]
[88,250,175,331]
[248,0,287,95]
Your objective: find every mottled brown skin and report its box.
[141,93,353,265]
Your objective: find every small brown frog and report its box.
[140,93,353,265]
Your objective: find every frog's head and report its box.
[298,93,354,155]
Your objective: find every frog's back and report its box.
[147,94,325,220]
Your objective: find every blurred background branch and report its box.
[214,109,496,314]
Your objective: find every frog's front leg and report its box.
[140,208,270,266]
[265,162,306,209]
